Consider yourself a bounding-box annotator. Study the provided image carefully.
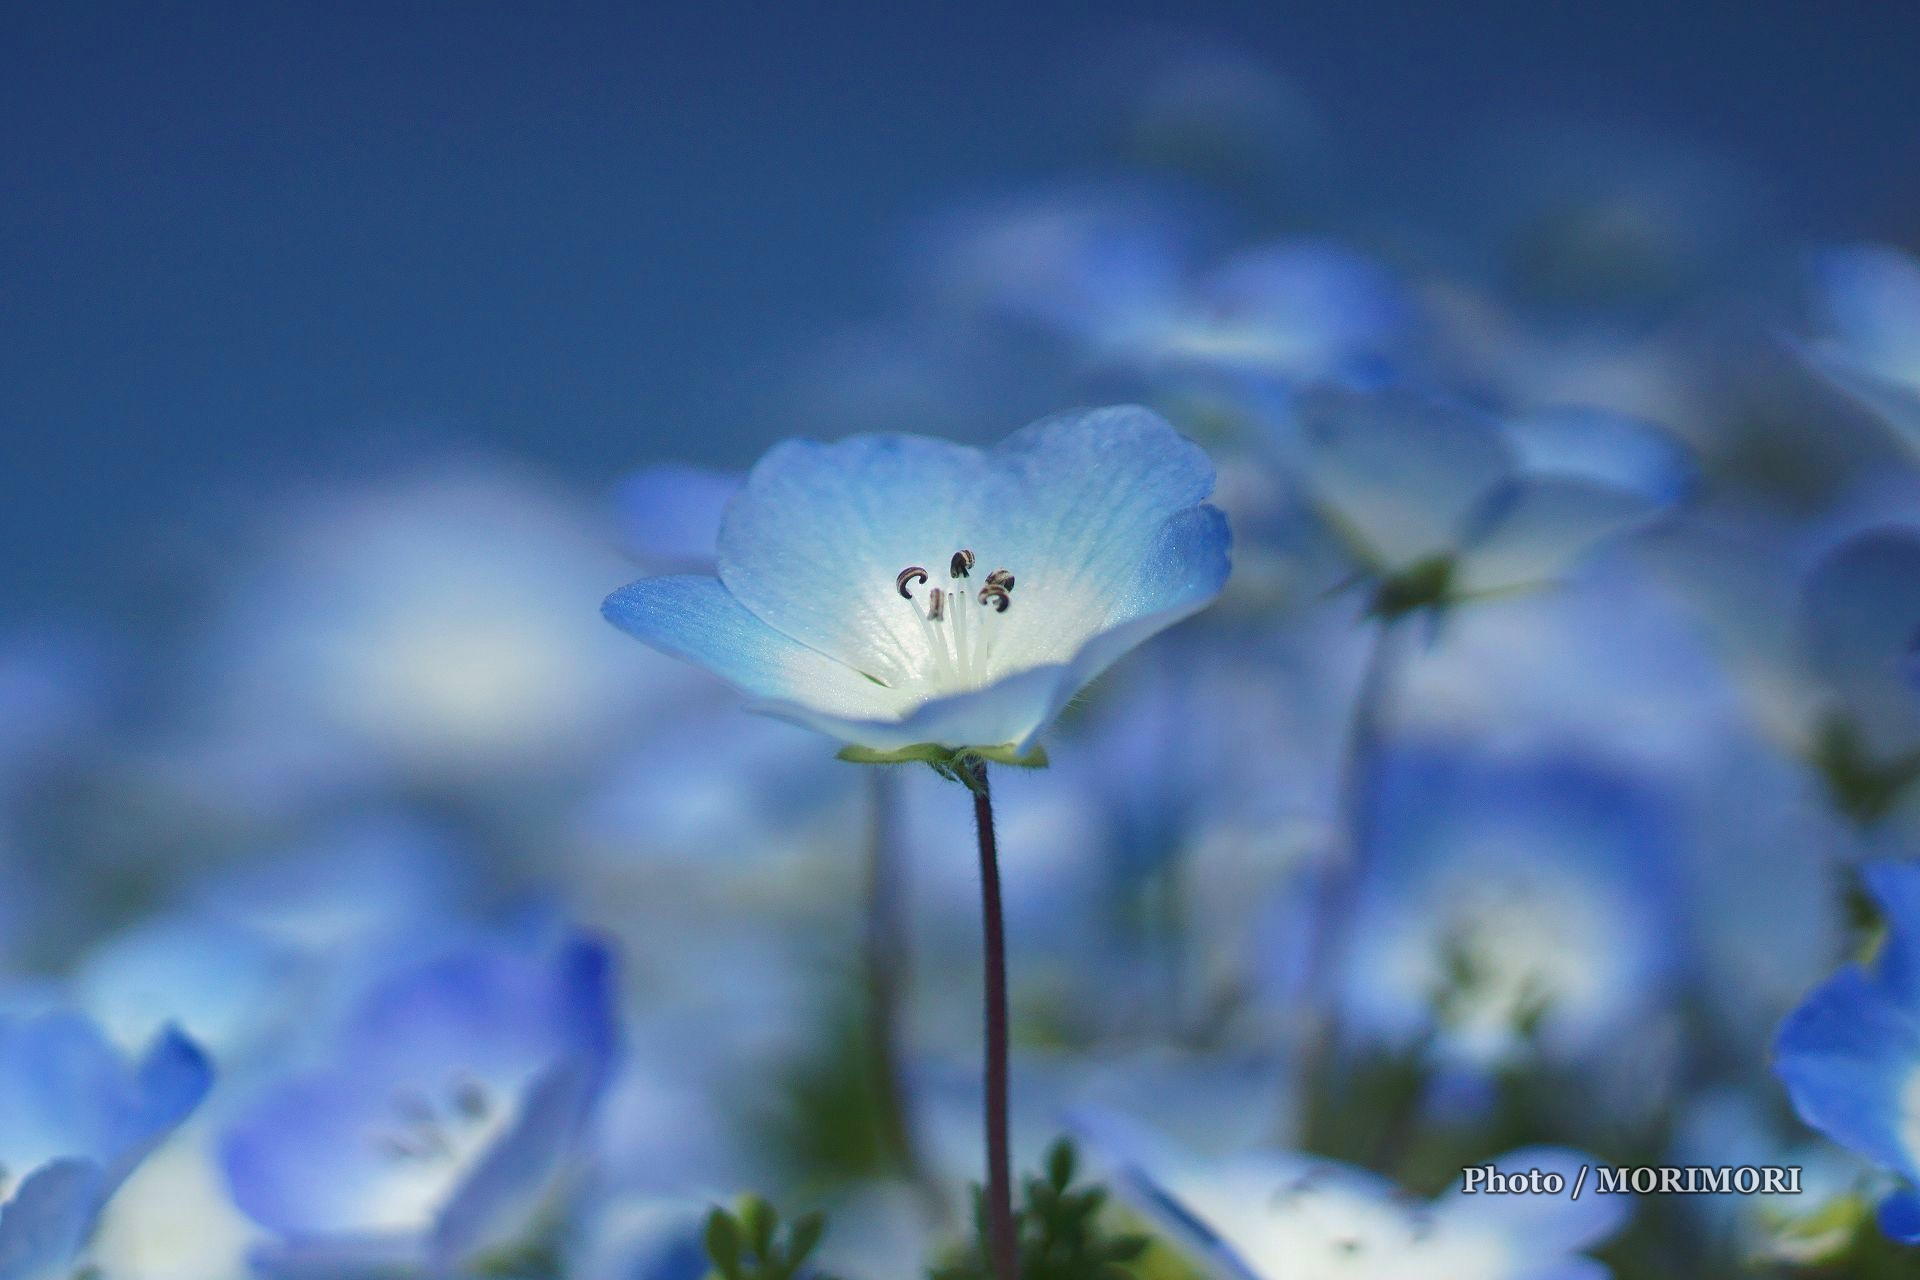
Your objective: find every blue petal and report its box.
[1293,383,1514,570]
[1814,245,1920,381]
[221,1069,425,1236]
[431,1059,602,1266]
[1503,407,1695,508]
[119,1025,213,1174]
[613,465,742,570]
[1166,240,1412,379]
[0,1159,104,1280]
[1879,1186,1920,1244]
[1454,475,1671,595]
[715,433,998,682]
[1774,966,1920,1180]
[714,407,1218,688]
[1867,861,1920,1006]
[0,1013,206,1179]
[603,575,904,720]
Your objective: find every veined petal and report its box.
[746,504,1228,753]
[747,664,1073,755]
[602,576,905,721]
[716,434,999,686]
[1294,383,1514,571]
[1453,476,1669,596]
[983,406,1222,668]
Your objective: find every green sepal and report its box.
[835,742,1050,771]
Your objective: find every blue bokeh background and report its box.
[6,2,1916,612]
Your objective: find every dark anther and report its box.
[927,587,946,621]
[979,584,1011,613]
[985,568,1015,592]
[950,549,976,578]
[896,566,929,599]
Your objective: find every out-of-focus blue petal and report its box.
[1435,1147,1630,1253]
[1454,476,1668,595]
[1504,406,1696,507]
[602,576,904,720]
[1800,246,1920,445]
[0,1015,210,1179]
[1774,966,1920,1181]
[1877,1186,1920,1244]
[1160,241,1413,380]
[1814,246,1920,382]
[1801,528,1920,754]
[123,1028,214,1175]
[431,1059,601,1265]
[613,465,742,570]
[1294,382,1514,570]
[223,930,616,1258]
[1867,862,1920,1006]
[77,918,292,1065]
[0,1159,103,1280]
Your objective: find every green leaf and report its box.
[789,1210,827,1265]
[1047,1138,1076,1190]
[739,1195,779,1259]
[705,1208,744,1279]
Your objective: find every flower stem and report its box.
[862,769,936,1210]
[1297,618,1403,1124]
[968,760,1020,1280]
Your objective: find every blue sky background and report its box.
[4,0,1916,612]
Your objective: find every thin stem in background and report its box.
[1295,617,1404,1124]
[862,768,936,1212]
[968,761,1020,1280]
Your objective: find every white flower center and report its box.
[893,550,1019,692]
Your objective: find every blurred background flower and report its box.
[4,5,1920,1277]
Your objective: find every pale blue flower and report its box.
[1800,245,1920,447]
[1290,382,1692,611]
[220,927,618,1273]
[603,407,1230,757]
[0,1013,212,1280]
[1336,744,1683,1071]
[1092,1117,1628,1280]
[1776,861,1920,1244]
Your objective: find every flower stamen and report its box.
[895,553,1019,691]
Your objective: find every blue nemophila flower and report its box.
[0,1012,212,1280]
[603,407,1231,759]
[1799,245,1920,446]
[1336,745,1683,1072]
[1096,1125,1627,1279]
[220,927,618,1274]
[1288,382,1692,615]
[1776,860,1920,1245]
